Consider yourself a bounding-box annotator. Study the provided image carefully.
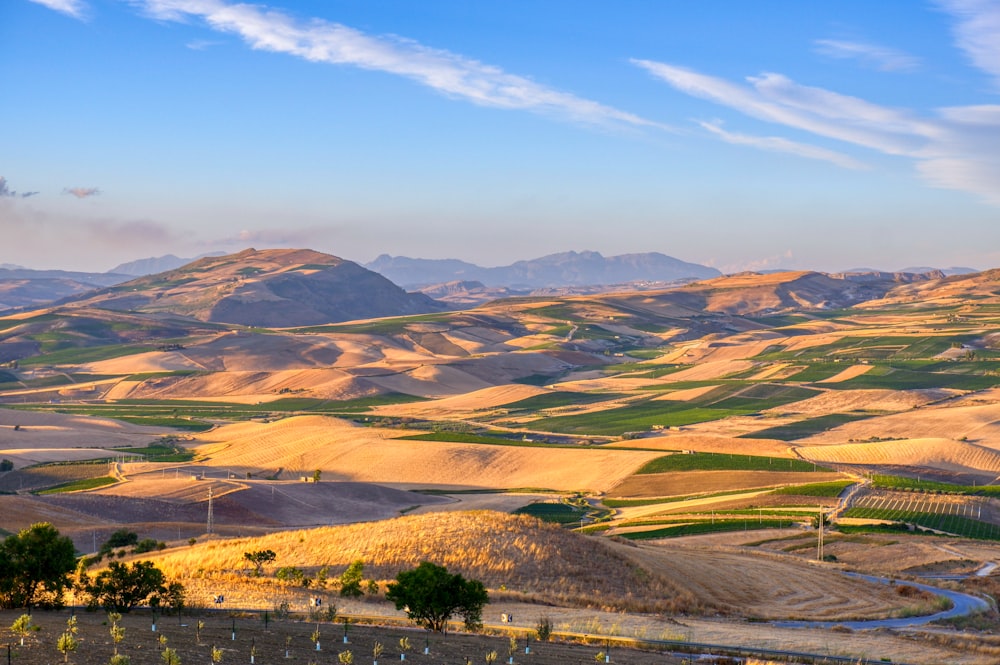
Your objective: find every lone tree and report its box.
[385,562,488,633]
[0,522,76,608]
[339,560,364,598]
[85,560,171,612]
[243,549,276,576]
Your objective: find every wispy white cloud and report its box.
[136,0,664,131]
[632,59,1000,206]
[937,0,1000,88]
[698,121,869,170]
[814,39,920,72]
[63,186,101,198]
[27,0,87,20]
[185,39,222,50]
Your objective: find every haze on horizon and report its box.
[2,0,999,274]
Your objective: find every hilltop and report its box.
[55,248,446,327]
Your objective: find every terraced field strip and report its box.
[845,493,1000,540]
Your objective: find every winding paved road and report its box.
[773,572,990,630]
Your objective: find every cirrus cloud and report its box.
[631,52,1000,206]
[136,0,668,132]
[27,0,87,20]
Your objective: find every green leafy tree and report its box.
[243,550,276,577]
[339,560,364,598]
[101,530,138,555]
[162,647,181,665]
[385,562,488,633]
[108,612,125,655]
[0,522,77,608]
[10,613,34,646]
[57,630,78,663]
[85,560,169,612]
[109,654,131,665]
[535,616,552,642]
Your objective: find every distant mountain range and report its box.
[109,252,225,276]
[0,247,986,314]
[365,250,722,290]
[0,268,131,310]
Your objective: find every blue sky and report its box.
[2,0,999,273]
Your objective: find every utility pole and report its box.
[817,506,824,561]
[207,487,214,535]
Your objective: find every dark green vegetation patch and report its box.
[636,452,826,474]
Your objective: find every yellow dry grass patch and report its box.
[795,437,1000,472]
[797,401,1000,447]
[144,511,702,614]
[618,542,908,620]
[366,363,495,397]
[654,359,755,382]
[0,408,166,451]
[139,510,916,622]
[652,384,720,401]
[817,363,874,383]
[371,384,546,417]
[773,388,951,415]
[190,415,660,492]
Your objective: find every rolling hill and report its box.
[53,248,447,327]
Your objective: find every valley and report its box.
[3,250,1000,664]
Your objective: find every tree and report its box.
[243,549,276,577]
[339,560,364,598]
[385,562,489,633]
[85,560,169,612]
[57,617,79,664]
[108,612,125,655]
[101,530,138,555]
[10,613,34,646]
[0,522,77,608]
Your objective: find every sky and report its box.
[2,0,1000,274]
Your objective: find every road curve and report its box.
[772,572,989,630]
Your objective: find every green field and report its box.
[619,519,797,540]
[871,474,1000,497]
[527,384,818,435]
[771,480,854,496]
[842,507,1000,540]
[513,502,588,524]
[502,391,625,411]
[36,476,118,494]
[636,452,825,474]
[398,431,550,447]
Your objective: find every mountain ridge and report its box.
[365,250,722,289]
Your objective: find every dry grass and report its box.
[139,511,702,614]
[796,437,1000,472]
[187,415,661,492]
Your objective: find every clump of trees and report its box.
[84,560,184,613]
[0,522,76,608]
[386,561,488,632]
